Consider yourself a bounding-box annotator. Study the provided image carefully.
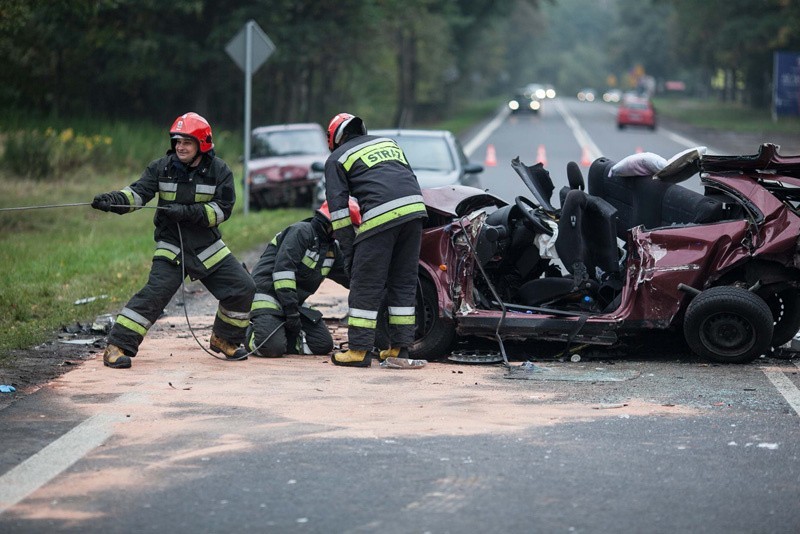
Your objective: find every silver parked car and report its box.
[313,128,483,208]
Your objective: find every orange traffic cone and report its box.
[536,144,547,166]
[580,146,592,167]
[485,144,497,167]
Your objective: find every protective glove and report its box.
[91,192,115,212]
[92,191,128,214]
[162,204,191,222]
[284,313,302,337]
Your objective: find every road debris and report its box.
[595,403,629,409]
[380,357,427,369]
[74,295,108,305]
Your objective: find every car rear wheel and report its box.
[409,276,456,360]
[683,286,774,364]
[757,287,800,348]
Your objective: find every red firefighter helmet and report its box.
[318,197,362,226]
[327,112,366,151]
[170,112,214,153]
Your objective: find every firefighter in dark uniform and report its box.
[324,112,426,367]
[91,112,256,369]
[245,199,359,357]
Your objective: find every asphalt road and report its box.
[1,98,799,533]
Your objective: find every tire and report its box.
[683,286,774,364]
[409,276,456,360]
[758,287,800,347]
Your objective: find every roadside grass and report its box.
[431,98,505,136]
[653,96,800,134]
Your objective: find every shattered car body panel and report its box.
[406,144,800,364]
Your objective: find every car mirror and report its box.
[465,163,484,174]
[311,161,325,172]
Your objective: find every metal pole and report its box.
[243,21,254,215]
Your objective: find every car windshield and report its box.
[392,136,456,172]
[251,129,328,158]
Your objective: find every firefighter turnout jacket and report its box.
[324,135,427,269]
[112,151,236,279]
[250,214,349,319]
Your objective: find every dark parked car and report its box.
[313,128,484,208]
[247,123,329,210]
[617,95,656,130]
[391,144,800,364]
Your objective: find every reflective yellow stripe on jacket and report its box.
[358,195,426,234]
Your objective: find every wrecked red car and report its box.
[403,144,800,364]
[247,123,329,210]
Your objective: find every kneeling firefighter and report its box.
[91,112,256,369]
[246,199,360,357]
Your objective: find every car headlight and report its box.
[530,100,540,111]
[250,174,267,185]
[508,100,520,110]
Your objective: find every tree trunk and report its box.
[394,27,418,128]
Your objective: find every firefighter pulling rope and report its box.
[0,200,281,362]
[4,113,263,368]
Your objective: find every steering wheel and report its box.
[515,196,554,236]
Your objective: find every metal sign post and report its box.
[225,20,275,215]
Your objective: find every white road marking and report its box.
[0,413,123,514]
[463,107,511,158]
[553,99,602,161]
[660,128,723,155]
[762,361,800,416]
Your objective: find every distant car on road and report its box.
[617,95,656,130]
[247,123,329,210]
[602,89,622,103]
[508,88,542,114]
[313,128,484,208]
[577,88,597,102]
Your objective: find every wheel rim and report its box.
[699,312,755,356]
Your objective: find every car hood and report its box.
[248,154,327,171]
[414,169,460,188]
[422,185,506,217]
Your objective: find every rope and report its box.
[175,221,282,360]
[0,202,93,212]
[2,201,282,361]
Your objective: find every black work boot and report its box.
[210,333,249,360]
[103,344,132,369]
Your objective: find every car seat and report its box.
[517,189,621,310]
